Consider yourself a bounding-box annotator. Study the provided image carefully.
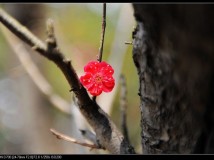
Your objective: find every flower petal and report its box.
[80,73,94,88]
[80,60,115,96]
[84,61,99,74]
[102,77,115,92]
[88,84,102,96]
[99,61,108,68]
[100,62,114,76]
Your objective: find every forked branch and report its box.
[0,8,135,154]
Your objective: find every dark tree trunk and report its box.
[132,4,214,154]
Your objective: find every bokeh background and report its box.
[0,3,141,154]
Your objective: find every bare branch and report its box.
[120,75,130,143]
[97,4,135,115]
[0,8,46,54]
[50,128,103,150]
[93,3,106,102]
[124,41,133,45]
[97,3,106,62]
[0,8,135,154]
[46,18,57,51]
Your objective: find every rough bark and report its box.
[132,4,214,154]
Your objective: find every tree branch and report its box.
[97,3,106,62]
[50,128,104,150]
[93,3,106,102]
[0,8,135,154]
[0,8,46,54]
[120,75,130,143]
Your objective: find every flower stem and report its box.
[94,3,106,101]
[97,3,106,62]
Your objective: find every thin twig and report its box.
[97,3,106,62]
[93,3,106,102]
[50,128,104,150]
[46,19,57,51]
[0,24,71,115]
[120,74,130,143]
[97,4,135,115]
[124,41,133,45]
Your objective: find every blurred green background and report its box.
[0,3,141,154]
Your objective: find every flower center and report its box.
[95,74,103,83]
